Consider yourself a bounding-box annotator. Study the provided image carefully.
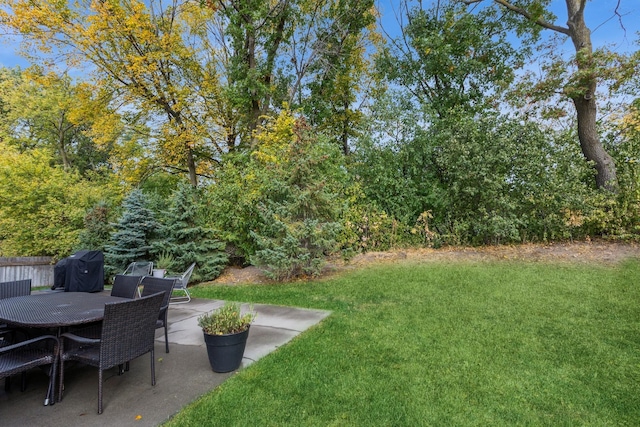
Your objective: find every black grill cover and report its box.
[53,257,68,289]
[58,250,104,292]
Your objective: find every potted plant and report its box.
[197,302,256,372]
[153,251,174,278]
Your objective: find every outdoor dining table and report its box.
[0,291,127,405]
[0,291,126,330]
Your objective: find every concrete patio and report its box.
[0,298,331,426]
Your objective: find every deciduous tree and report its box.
[0,141,114,258]
[0,67,112,175]
[290,0,376,154]
[379,0,522,116]
[1,0,225,186]
[462,0,636,191]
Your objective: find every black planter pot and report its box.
[203,326,250,373]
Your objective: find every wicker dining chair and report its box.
[0,278,33,392]
[140,276,176,353]
[110,274,141,299]
[0,279,32,300]
[0,279,31,339]
[58,292,164,414]
[0,334,59,406]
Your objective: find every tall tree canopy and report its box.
[0,67,113,175]
[0,0,377,182]
[379,0,525,116]
[461,0,637,191]
[1,0,243,186]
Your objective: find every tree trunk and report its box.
[170,113,198,187]
[487,0,619,191]
[245,32,261,138]
[565,0,617,192]
[572,96,617,191]
[57,113,71,170]
[186,147,198,187]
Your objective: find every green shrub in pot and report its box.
[197,302,256,336]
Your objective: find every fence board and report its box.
[0,257,55,288]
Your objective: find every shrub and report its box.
[208,109,348,279]
[198,302,256,335]
[0,142,116,258]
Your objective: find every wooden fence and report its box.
[0,257,55,288]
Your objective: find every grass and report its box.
[166,259,640,426]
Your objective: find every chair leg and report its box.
[58,360,64,402]
[117,361,130,374]
[164,324,169,353]
[169,288,191,304]
[46,355,57,406]
[98,369,103,414]
[150,349,156,386]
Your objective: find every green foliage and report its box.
[1,0,638,262]
[349,94,443,226]
[251,217,342,281]
[352,103,612,246]
[203,153,258,263]
[338,183,408,253]
[295,0,375,154]
[250,114,346,279]
[217,0,296,139]
[76,201,114,252]
[197,301,255,336]
[378,0,525,115]
[599,106,640,239]
[153,182,228,282]
[0,142,114,258]
[104,189,159,272]
[154,250,175,271]
[0,67,114,177]
[208,110,347,279]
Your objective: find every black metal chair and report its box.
[140,276,176,353]
[123,261,153,277]
[167,262,196,304]
[58,292,164,414]
[0,334,59,406]
[110,274,141,299]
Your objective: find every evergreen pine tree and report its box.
[155,183,227,282]
[105,189,159,272]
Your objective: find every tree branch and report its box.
[463,0,570,35]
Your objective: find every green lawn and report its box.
[166,259,640,426]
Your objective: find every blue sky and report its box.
[376,0,640,53]
[1,0,638,69]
